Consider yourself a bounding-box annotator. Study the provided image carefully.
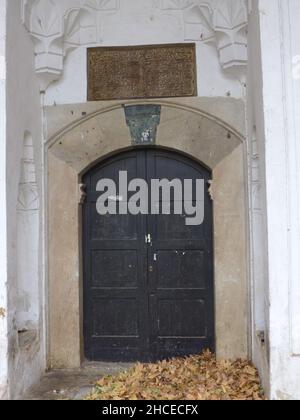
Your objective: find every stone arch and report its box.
[46,98,249,368]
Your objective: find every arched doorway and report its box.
[47,98,248,368]
[82,148,214,362]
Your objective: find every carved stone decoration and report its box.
[21,0,120,89]
[21,0,247,89]
[207,179,214,201]
[156,0,248,71]
[17,135,39,212]
[124,105,161,145]
[183,3,215,43]
[213,0,248,69]
[157,0,194,9]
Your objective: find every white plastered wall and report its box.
[246,0,269,394]
[5,0,45,400]
[44,0,246,106]
[249,0,300,400]
[0,0,257,399]
[0,0,8,401]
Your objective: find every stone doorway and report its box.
[46,97,248,369]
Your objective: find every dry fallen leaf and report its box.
[87,351,265,401]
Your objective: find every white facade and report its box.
[43,1,247,104]
[249,0,300,399]
[0,0,8,401]
[0,0,300,399]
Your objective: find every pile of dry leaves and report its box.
[87,351,264,401]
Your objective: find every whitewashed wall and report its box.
[251,0,300,400]
[5,0,45,400]
[42,0,246,105]
[45,43,243,106]
[246,0,269,394]
[11,0,300,400]
[0,0,8,401]
[0,0,249,400]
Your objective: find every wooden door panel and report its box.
[83,150,149,362]
[147,149,214,360]
[157,299,207,337]
[90,250,138,288]
[88,202,139,241]
[83,148,214,362]
[155,250,206,289]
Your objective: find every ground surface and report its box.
[88,352,264,401]
[22,353,264,400]
[21,363,132,400]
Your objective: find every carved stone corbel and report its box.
[21,0,120,90]
[157,0,248,73]
[208,180,214,201]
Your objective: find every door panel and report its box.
[146,150,214,360]
[155,250,206,289]
[83,151,148,361]
[83,149,214,362]
[90,250,138,288]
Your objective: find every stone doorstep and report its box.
[20,363,132,400]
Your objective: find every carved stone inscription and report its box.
[87,44,197,101]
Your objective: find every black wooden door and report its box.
[83,149,214,362]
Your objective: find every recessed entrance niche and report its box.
[46,98,248,369]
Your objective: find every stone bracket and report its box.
[157,0,248,71]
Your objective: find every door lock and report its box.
[145,234,152,244]
[149,265,154,273]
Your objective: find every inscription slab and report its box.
[87,44,197,101]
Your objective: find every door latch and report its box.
[145,234,152,244]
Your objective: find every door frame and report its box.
[46,98,249,369]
